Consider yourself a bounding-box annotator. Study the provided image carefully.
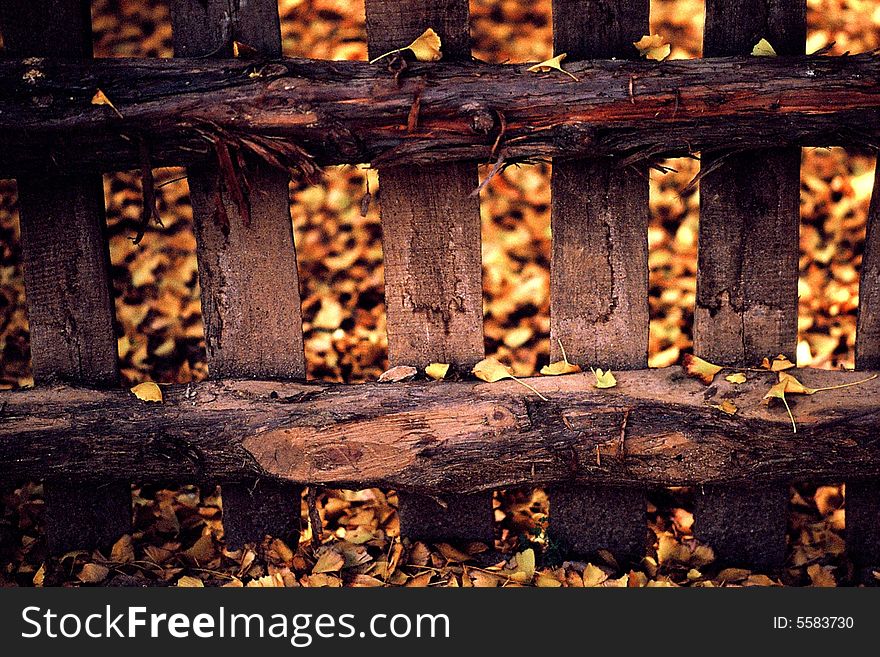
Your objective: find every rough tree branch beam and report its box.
[2,369,880,491]
[0,55,877,174]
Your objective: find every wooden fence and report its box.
[0,0,879,572]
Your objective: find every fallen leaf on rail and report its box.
[370,27,442,64]
[472,357,548,401]
[762,354,796,371]
[526,53,578,81]
[408,28,442,61]
[131,381,162,403]
[591,367,617,389]
[378,365,417,383]
[682,353,722,384]
[232,40,259,59]
[713,400,738,415]
[777,371,816,395]
[633,34,671,61]
[91,88,123,118]
[725,372,746,384]
[425,362,450,380]
[541,339,581,375]
[751,38,777,57]
[541,359,581,375]
[763,378,798,432]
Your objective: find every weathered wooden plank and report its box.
[170,0,303,549]
[849,162,880,568]
[365,0,492,543]
[548,0,649,564]
[0,0,131,555]
[846,481,880,571]
[1,55,878,174]
[693,0,806,568]
[856,166,880,370]
[5,368,879,492]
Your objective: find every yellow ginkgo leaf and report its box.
[764,370,878,434]
[541,360,581,376]
[425,362,450,380]
[131,381,162,403]
[527,53,578,81]
[408,28,442,62]
[725,372,746,384]
[472,357,548,401]
[751,38,777,57]
[780,370,877,395]
[176,575,205,588]
[472,356,514,383]
[682,353,723,385]
[91,88,123,118]
[713,400,738,415]
[633,34,671,61]
[591,367,617,389]
[763,378,797,432]
[369,28,442,64]
[777,371,816,395]
[508,548,536,583]
[540,340,581,375]
[762,354,796,372]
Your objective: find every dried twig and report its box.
[133,137,163,245]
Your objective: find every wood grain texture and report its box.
[549,0,649,564]
[856,165,880,369]
[693,0,805,568]
[0,0,130,555]
[366,0,491,543]
[849,160,880,567]
[3,369,880,490]
[171,0,302,548]
[2,55,879,174]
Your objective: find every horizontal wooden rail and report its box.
[2,368,880,491]
[0,54,877,173]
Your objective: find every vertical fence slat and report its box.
[693,0,806,569]
[0,0,131,554]
[170,0,303,549]
[848,160,880,569]
[548,0,650,564]
[365,0,493,543]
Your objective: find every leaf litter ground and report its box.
[0,0,878,586]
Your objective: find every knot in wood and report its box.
[458,102,495,134]
[554,123,595,152]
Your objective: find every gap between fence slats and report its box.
[692,0,806,570]
[365,0,493,543]
[170,0,303,550]
[0,0,131,555]
[548,0,650,565]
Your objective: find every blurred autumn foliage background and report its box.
[1,0,879,587]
